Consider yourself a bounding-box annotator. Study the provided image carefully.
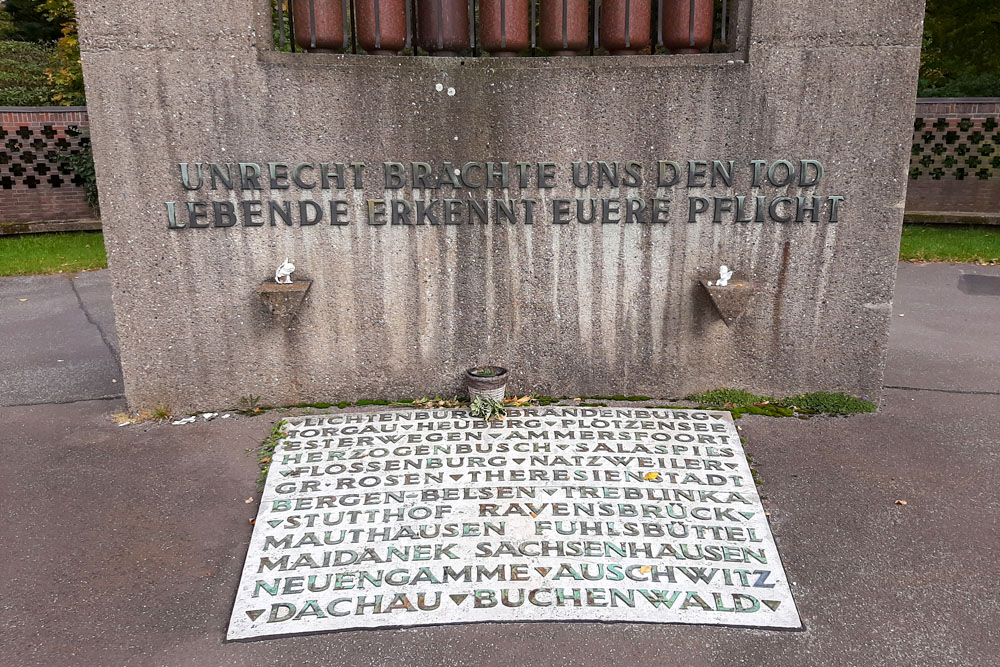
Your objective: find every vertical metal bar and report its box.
[562,0,567,50]
[624,0,630,48]
[594,0,599,50]
[405,0,413,48]
[343,0,351,50]
[721,0,727,45]
[375,0,382,48]
[437,0,444,50]
[469,0,476,54]
[688,0,694,48]
[288,0,297,51]
[310,0,317,49]
[278,0,287,48]
[501,0,506,49]
[656,0,662,46]
[531,0,536,50]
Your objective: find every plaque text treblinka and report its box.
[228,407,801,639]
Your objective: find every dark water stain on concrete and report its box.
[958,273,1000,297]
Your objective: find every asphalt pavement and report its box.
[0,262,997,666]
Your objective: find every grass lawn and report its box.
[0,231,107,276]
[900,224,1000,265]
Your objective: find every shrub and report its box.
[0,40,59,105]
[61,131,99,213]
[918,72,1000,98]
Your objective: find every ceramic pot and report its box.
[660,0,713,54]
[355,0,409,54]
[600,0,651,55]
[465,366,508,401]
[538,0,590,56]
[292,0,345,52]
[480,0,531,56]
[417,0,471,55]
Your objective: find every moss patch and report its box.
[784,392,877,415]
[686,388,876,417]
[255,420,288,489]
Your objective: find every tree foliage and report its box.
[40,0,83,105]
[0,10,16,39]
[1,0,62,42]
[920,0,1000,96]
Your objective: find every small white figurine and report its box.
[717,265,734,287]
[274,258,295,284]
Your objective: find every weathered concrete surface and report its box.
[76,0,925,413]
[1,258,997,664]
[0,272,121,407]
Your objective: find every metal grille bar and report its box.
[593,0,599,50]
[657,0,662,47]
[624,0,630,49]
[689,0,695,48]
[309,0,317,49]
[279,0,733,57]
[405,0,413,48]
[722,0,728,44]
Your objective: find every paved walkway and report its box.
[1,263,998,666]
[0,271,121,407]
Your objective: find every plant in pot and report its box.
[465,365,509,401]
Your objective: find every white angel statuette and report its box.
[717,265,734,287]
[274,258,295,284]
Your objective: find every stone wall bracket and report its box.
[257,281,312,321]
[699,276,755,327]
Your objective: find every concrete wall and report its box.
[76,0,925,412]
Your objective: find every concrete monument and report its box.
[75,1,926,412]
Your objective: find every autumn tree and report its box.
[41,0,83,104]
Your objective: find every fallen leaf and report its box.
[260,456,271,463]
[644,472,660,481]
[19,298,27,302]
[245,497,254,504]
[249,519,256,525]
[895,500,907,506]
[530,512,538,518]
[639,565,652,574]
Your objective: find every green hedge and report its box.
[918,72,1000,98]
[0,40,58,106]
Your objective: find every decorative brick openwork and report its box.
[906,99,1000,218]
[0,107,94,226]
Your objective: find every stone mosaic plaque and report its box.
[228,407,801,639]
